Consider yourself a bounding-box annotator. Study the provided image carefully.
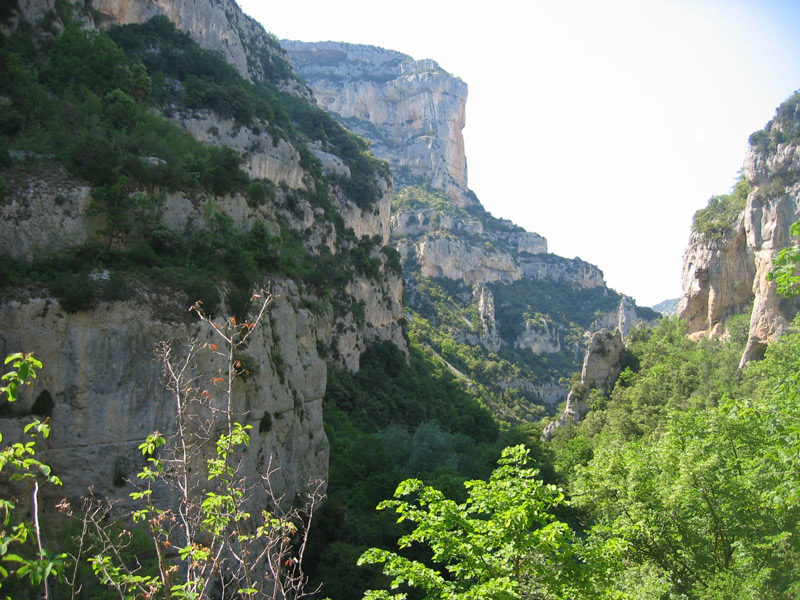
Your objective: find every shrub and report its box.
[692,173,750,239]
[101,271,133,301]
[246,178,275,207]
[184,277,220,317]
[226,286,252,322]
[50,272,97,313]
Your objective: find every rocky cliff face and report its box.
[0,0,405,515]
[0,280,329,510]
[282,41,470,207]
[679,92,800,365]
[391,203,608,297]
[542,328,625,439]
[678,225,754,339]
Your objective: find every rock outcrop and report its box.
[283,41,470,207]
[474,285,501,352]
[391,204,603,290]
[593,295,642,339]
[542,328,625,439]
[515,318,561,354]
[678,226,755,340]
[678,92,800,365]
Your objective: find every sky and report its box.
[236,0,800,307]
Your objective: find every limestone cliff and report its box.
[0,281,329,510]
[282,41,470,207]
[678,225,754,340]
[0,0,405,519]
[679,91,800,365]
[542,328,625,439]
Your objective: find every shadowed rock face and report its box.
[0,281,330,513]
[283,41,471,207]
[679,93,800,366]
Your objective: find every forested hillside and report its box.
[1,1,800,599]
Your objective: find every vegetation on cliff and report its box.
[748,89,800,153]
[0,14,394,325]
[691,172,750,240]
[393,185,656,423]
[746,91,800,202]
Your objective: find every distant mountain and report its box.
[651,298,679,316]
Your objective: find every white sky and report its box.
[236,0,800,307]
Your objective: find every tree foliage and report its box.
[692,172,750,240]
[358,445,604,600]
[0,353,67,599]
[563,311,800,598]
[767,218,800,297]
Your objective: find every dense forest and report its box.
[311,309,800,599]
[1,4,800,600]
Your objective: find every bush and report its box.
[226,286,252,322]
[692,173,750,239]
[50,272,97,313]
[101,271,133,301]
[184,277,220,317]
[246,179,275,207]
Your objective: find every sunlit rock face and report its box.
[678,226,755,340]
[739,134,800,365]
[542,328,625,439]
[283,41,471,207]
[474,285,502,352]
[592,295,643,339]
[678,94,800,365]
[515,318,561,354]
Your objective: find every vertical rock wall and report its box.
[283,41,471,207]
[0,281,330,512]
[679,93,800,365]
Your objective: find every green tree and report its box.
[767,217,800,297]
[0,353,67,599]
[358,445,605,600]
[574,400,797,599]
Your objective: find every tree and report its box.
[767,218,800,297]
[358,445,606,600]
[574,401,799,599]
[0,353,67,599]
